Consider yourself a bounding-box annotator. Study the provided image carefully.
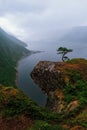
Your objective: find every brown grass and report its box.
[0,115,33,130]
[70,125,87,130]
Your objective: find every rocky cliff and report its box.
[31,61,66,93]
[31,59,87,113]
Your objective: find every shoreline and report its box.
[15,50,45,88]
[15,52,32,88]
[15,50,42,87]
[15,51,47,106]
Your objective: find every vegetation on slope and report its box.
[0,79,87,130]
[0,58,87,129]
[0,28,30,87]
[61,59,87,129]
[31,58,87,130]
[0,84,68,130]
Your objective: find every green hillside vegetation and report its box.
[0,85,68,130]
[0,28,30,87]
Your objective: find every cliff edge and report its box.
[31,59,87,120]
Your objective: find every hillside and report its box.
[31,58,87,130]
[0,28,30,87]
[0,28,27,47]
[0,84,64,130]
[0,58,87,130]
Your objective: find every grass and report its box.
[0,85,61,122]
[28,120,68,130]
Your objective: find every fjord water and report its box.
[17,52,58,106]
[17,42,87,106]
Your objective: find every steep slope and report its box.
[0,28,30,87]
[0,28,27,47]
[0,84,64,130]
[31,58,87,129]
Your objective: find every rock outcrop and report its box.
[31,59,87,113]
[31,61,66,94]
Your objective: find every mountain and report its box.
[0,28,27,47]
[0,28,30,87]
[60,26,87,43]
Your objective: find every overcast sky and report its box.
[0,0,87,43]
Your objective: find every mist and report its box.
[0,0,87,45]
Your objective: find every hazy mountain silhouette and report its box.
[0,28,27,47]
[60,26,87,43]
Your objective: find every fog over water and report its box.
[0,0,87,43]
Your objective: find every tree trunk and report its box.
[62,53,65,61]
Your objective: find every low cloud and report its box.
[0,0,87,42]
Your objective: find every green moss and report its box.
[63,79,87,120]
[28,120,68,130]
[0,85,61,123]
[68,110,87,128]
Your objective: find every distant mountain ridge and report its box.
[60,26,87,43]
[0,27,30,87]
[0,27,27,47]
